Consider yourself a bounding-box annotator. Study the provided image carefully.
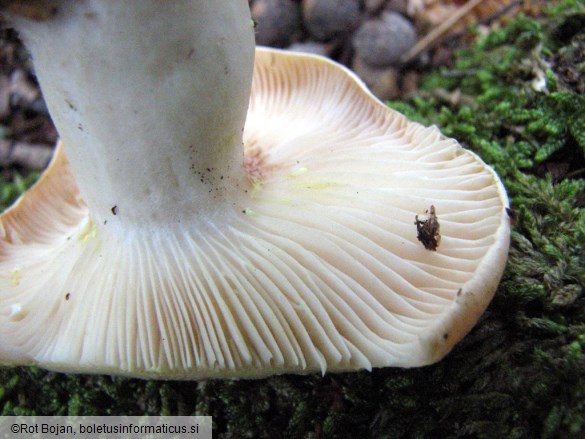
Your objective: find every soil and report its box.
[0,27,57,174]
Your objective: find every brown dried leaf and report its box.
[0,0,59,22]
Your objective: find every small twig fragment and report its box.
[401,0,484,64]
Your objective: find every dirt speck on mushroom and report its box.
[415,204,441,251]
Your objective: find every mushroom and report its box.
[0,0,510,379]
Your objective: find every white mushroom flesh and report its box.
[0,2,510,379]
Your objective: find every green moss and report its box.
[1,3,585,438]
[0,172,38,211]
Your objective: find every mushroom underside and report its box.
[0,48,510,379]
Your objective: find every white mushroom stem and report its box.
[8,0,255,225]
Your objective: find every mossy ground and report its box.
[1,2,584,438]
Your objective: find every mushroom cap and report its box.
[0,48,510,379]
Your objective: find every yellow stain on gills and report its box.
[9,267,21,286]
[250,180,263,198]
[292,180,336,190]
[78,219,98,244]
[288,167,309,177]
